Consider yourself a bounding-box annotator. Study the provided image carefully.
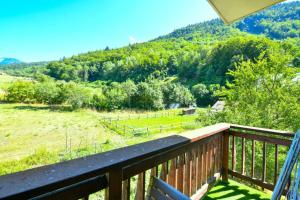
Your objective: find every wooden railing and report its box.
[227,124,294,193]
[0,123,294,200]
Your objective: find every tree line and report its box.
[3,76,199,110]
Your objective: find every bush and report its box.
[5,81,36,103]
[62,82,93,110]
[34,81,62,105]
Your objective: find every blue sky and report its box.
[0,0,219,62]
[1,0,296,62]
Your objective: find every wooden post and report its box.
[222,130,229,182]
[108,169,122,200]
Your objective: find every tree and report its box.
[162,82,195,107]
[103,82,127,110]
[216,53,300,131]
[192,84,209,106]
[132,82,164,110]
[121,80,137,108]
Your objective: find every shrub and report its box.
[5,81,36,103]
[62,82,93,110]
[34,81,62,105]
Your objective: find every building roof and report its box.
[207,0,286,24]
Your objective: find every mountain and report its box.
[0,58,22,65]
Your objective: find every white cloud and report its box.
[129,36,140,44]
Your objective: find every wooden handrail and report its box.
[0,123,294,200]
[230,124,294,137]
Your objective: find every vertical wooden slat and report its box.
[108,170,122,200]
[232,135,236,172]
[160,162,167,181]
[203,144,207,184]
[176,154,184,193]
[191,148,197,195]
[82,196,89,200]
[122,179,130,200]
[251,140,255,178]
[262,142,266,189]
[197,144,203,189]
[222,130,229,182]
[211,139,215,177]
[208,142,212,179]
[218,136,222,171]
[183,151,191,196]
[274,144,278,185]
[168,158,176,187]
[151,167,158,177]
[135,172,145,200]
[214,137,217,174]
[241,138,245,175]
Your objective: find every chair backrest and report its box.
[147,176,190,200]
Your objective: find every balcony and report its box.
[0,123,294,200]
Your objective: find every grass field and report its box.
[101,108,205,136]
[0,103,203,174]
[204,180,271,200]
[0,103,125,162]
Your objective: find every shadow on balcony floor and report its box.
[203,180,271,200]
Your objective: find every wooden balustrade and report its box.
[228,124,293,192]
[0,123,294,200]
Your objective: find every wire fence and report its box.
[100,110,201,136]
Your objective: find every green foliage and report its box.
[192,84,220,106]
[6,80,36,103]
[62,82,93,110]
[236,2,300,39]
[34,81,62,105]
[200,36,285,85]
[132,81,164,110]
[162,82,195,107]
[213,53,300,131]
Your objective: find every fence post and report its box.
[222,129,229,182]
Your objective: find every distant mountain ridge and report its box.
[156,1,300,41]
[0,58,22,65]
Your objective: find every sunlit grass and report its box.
[204,180,271,200]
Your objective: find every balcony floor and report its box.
[203,179,271,200]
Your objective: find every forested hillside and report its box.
[159,1,300,41]
[41,1,299,83]
[1,1,299,111]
